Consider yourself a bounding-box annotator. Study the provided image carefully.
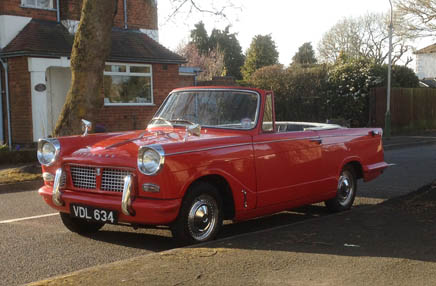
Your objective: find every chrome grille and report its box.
[70,166,96,189]
[101,168,131,192]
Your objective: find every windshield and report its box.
[150,90,260,130]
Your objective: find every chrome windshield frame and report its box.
[149,89,261,131]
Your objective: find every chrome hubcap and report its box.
[337,171,354,205]
[187,196,217,241]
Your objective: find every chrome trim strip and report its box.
[121,175,135,216]
[253,136,320,145]
[52,168,64,206]
[66,163,135,171]
[166,132,375,156]
[166,142,251,156]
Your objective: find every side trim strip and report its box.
[166,143,252,156]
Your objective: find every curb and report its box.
[0,179,43,194]
[383,139,436,150]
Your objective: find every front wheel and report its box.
[171,182,223,244]
[325,166,357,212]
[60,212,105,234]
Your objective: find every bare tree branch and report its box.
[318,12,416,65]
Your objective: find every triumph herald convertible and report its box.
[38,86,388,243]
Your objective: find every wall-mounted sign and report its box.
[35,83,46,92]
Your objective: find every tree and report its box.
[241,34,279,80]
[190,21,210,55]
[54,0,118,136]
[178,43,225,80]
[54,1,240,136]
[292,42,317,66]
[395,0,436,38]
[209,27,245,79]
[318,13,415,65]
[189,23,245,79]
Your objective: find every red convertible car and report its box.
[38,86,388,243]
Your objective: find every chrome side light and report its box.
[138,145,165,175]
[142,183,160,193]
[43,172,55,182]
[37,139,60,166]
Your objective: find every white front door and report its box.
[46,67,71,134]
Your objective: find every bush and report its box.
[248,59,419,126]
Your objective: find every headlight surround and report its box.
[138,145,165,175]
[37,139,60,166]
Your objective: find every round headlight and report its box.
[37,139,60,166]
[138,145,165,175]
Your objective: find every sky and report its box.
[157,0,433,67]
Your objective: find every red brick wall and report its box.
[3,61,193,144]
[1,0,157,30]
[0,0,58,21]
[124,0,157,30]
[6,57,33,144]
[96,63,194,132]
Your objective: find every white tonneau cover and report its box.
[275,121,343,132]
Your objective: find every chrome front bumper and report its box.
[51,168,135,216]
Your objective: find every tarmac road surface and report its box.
[1,144,436,285]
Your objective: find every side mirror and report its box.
[187,124,201,137]
[81,119,92,136]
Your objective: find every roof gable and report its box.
[415,43,436,55]
[1,19,186,64]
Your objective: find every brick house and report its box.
[415,43,436,87]
[0,0,196,146]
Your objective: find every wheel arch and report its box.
[183,174,235,220]
[341,158,364,180]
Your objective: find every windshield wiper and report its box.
[169,118,196,126]
[150,117,173,127]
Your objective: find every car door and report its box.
[253,94,324,208]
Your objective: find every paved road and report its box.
[1,145,436,285]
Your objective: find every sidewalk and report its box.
[30,183,436,286]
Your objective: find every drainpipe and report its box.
[123,0,128,29]
[0,58,12,151]
[0,64,3,144]
[56,0,60,22]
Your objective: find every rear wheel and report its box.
[60,212,105,234]
[325,166,357,212]
[171,182,223,244]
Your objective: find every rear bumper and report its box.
[38,186,181,225]
[363,162,390,182]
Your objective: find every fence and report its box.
[370,88,436,134]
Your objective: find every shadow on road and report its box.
[208,185,436,263]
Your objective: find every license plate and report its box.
[70,204,118,224]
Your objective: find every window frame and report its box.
[261,93,274,133]
[21,0,56,10]
[103,62,154,107]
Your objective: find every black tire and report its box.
[170,182,223,244]
[60,212,105,234]
[325,165,357,212]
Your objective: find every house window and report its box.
[21,0,54,9]
[103,63,154,106]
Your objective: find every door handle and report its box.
[310,138,322,144]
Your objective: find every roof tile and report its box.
[1,19,185,64]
